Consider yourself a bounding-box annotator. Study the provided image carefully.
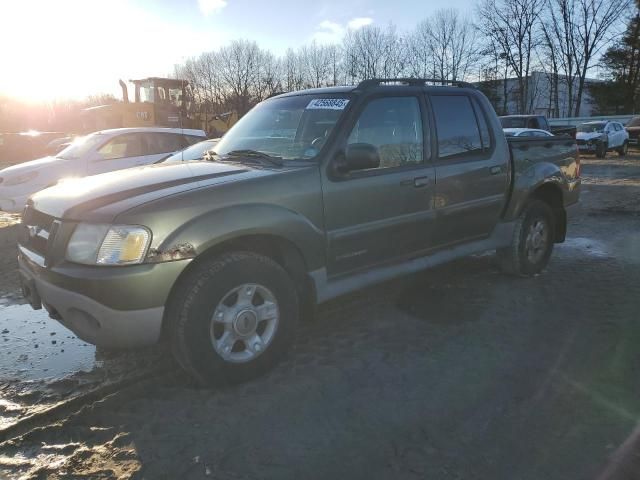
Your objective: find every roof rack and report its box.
[356,78,476,90]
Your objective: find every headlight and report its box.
[66,224,151,265]
[2,171,38,186]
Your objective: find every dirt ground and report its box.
[0,153,639,479]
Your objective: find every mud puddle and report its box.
[0,301,169,433]
[0,304,96,383]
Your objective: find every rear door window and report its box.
[430,95,485,160]
[145,133,185,155]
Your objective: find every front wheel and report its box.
[497,200,556,276]
[618,141,628,156]
[167,252,298,386]
[595,142,607,158]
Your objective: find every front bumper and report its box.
[18,253,191,348]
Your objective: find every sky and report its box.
[0,0,472,102]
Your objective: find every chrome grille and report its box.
[20,206,58,260]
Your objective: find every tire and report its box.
[167,251,298,386]
[595,142,607,158]
[496,200,556,276]
[618,141,628,156]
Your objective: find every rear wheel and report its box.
[497,200,556,276]
[618,141,628,156]
[595,142,607,158]
[167,252,298,386]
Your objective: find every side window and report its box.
[145,133,185,155]
[431,95,484,159]
[97,134,144,160]
[347,96,424,169]
[614,123,623,131]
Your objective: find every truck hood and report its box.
[29,161,255,220]
[576,132,604,141]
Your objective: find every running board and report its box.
[310,222,514,304]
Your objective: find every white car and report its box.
[0,127,206,213]
[503,128,554,137]
[576,121,629,158]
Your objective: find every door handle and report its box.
[400,176,430,187]
[413,176,430,187]
[489,166,502,175]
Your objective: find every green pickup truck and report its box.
[18,78,581,385]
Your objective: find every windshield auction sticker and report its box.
[306,98,349,110]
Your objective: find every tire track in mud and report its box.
[0,365,177,447]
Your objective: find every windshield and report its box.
[164,140,217,163]
[213,95,351,161]
[55,134,105,160]
[578,123,605,133]
[500,117,527,128]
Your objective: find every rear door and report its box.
[87,133,148,175]
[428,93,508,247]
[141,132,186,164]
[322,94,436,276]
[613,123,627,147]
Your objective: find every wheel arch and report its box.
[161,233,316,341]
[529,182,566,242]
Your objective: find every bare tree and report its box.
[216,40,274,115]
[572,0,631,115]
[406,19,435,78]
[300,41,333,88]
[542,0,584,116]
[283,48,305,92]
[478,0,544,113]
[343,24,404,82]
[430,10,478,81]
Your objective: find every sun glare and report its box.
[0,0,222,103]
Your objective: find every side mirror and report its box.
[336,143,380,174]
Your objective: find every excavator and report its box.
[0,78,238,165]
[81,77,237,136]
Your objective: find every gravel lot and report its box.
[0,154,639,480]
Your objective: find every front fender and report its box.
[156,203,326,271]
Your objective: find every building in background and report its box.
[476,72,601,118]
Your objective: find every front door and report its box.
[87,133,150,176]
[321,94,436,276]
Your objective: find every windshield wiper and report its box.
[219,149,284,166]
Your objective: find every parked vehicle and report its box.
[0,131,69,164]
[163,138,220,163]
[499,115,576,137]
[576,121,629,158]
[624,116,640,146]
[503,128,554,137]
[0,127,205,213]
[18,78,580,385]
